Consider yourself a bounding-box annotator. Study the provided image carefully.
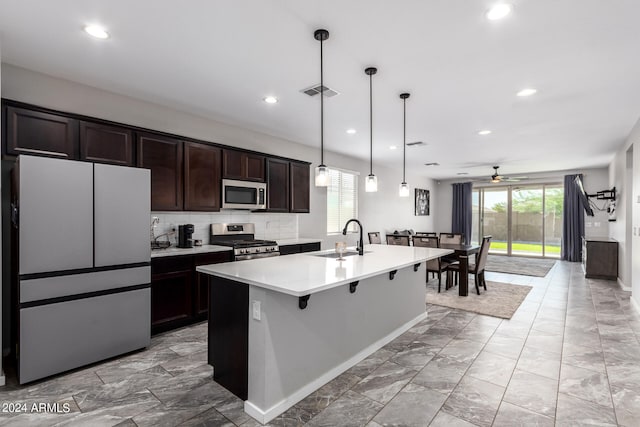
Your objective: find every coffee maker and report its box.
[178,224,194,248]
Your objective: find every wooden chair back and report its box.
[415,232,437,237]
[368,232,382,244]
[440,233,463,245]
[386,235,410,246]
[475,236,492,272]
[412,235,439,248]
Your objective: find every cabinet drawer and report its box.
[152,256,192,275]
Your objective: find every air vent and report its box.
[301,84,340,97]
[406,141,425,147]
[424,162,440,166]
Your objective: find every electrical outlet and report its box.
[252,300,261,321]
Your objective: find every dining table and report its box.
[439,243,481,296]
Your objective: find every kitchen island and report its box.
[196,244,452,424]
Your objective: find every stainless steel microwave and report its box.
[222,179,267,210]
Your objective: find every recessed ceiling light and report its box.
[346,129,357,135]
[389,145,398,150]
[263,96,278,104]
[517,88,537,97]
[84,25,109,39]
[486,4,512,20]
[478,130,492,136]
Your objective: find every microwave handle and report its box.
[258,188,265,205]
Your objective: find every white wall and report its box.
[608,116,640,304]
[0,64,435,249]
[433,167,610,241]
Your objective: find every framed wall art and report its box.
[415,188,429,216]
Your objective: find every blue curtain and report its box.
[561,174,584,261]
[452,182,473,244]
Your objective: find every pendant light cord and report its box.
[369,72,373,175]
[320,36,324,166]
[403,97,406,183]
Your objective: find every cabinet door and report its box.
[6,106,77,158]
[266,158,290,212]
[222,149,245,180]
[184,142,221,211]
[151,257,193,334]
[194,251,232,319]
[137,132,183,211]
[80,121,133,166]
[290,162,310,213]
[245,153,265,182]
[223,149,265,182]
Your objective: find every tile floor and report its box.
[1,260,639,426]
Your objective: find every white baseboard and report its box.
[630,296,640,315]
[618,277,631,291]
[244,311,428,424]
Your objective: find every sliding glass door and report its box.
[472,183,563,258]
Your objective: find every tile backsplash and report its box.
[150,211,299,244]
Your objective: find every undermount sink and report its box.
[313,251,371,258]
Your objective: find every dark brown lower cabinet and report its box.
[151,250,232,334]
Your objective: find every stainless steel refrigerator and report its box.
[14,155,151,384]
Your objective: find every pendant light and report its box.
[399,93,410,197]
[365,67,378,192]
[314,29,330,187]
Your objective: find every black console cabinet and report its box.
[582,237,618,280]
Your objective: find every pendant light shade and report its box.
[314,29,330,187]
[365,67,378,192]
[399,92,410,197]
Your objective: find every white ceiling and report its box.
[1,0,639,180]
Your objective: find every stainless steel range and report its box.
[210,223,279,261]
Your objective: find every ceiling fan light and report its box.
[399,182,410,197]
[315,164,329,187]
[365,174,378,192]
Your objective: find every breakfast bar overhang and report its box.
[197,244,452,424]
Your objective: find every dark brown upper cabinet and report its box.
[184,142,221,211]
[5,106,77,158]
[137,132,183,211]
[79,121,133,166]
[266,157,290,212]
[290,162,310,213]
[223,149,265,182]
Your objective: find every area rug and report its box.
[425,281,532,319]
[485,255,556,277]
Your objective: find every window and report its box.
[472,183,563,258]
[327,168,358,234]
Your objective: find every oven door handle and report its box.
[235,252,280,261]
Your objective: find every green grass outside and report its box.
[489,241,561,255]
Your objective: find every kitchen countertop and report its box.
[150,244,232,258]
[197,244,452,297]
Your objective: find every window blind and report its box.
[327,168,358,234]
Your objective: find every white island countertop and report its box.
[197,244,452,297]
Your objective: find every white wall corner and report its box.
[618,277,631,292]
[630,294,640,316]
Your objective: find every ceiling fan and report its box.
[489,166,528,183]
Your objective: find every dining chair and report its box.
[368,232,382,244]
[386,235,410,246]
[439,233,463,244]
[446,235,492,295]
[413,236,458,292]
